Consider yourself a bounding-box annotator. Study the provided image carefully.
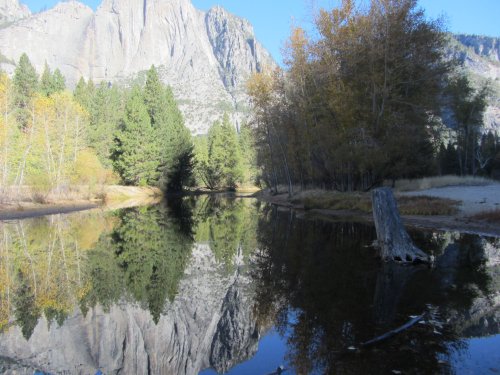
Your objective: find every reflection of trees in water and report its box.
[82,196,259,323]
[0,196,261,337]
[82,198,195,323]
[252,207,498,374]
[194,196,259,272]
[0,212,115,338]
[0,197,267,375]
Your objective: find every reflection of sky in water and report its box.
[200,311,300,375]
[199,311,332,375]
[208,333,500,375]
[448,335,500,374]
[200,330,289,375]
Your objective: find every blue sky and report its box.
[22,0,500,65]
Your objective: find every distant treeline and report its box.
[246,0,500,193]
[0,54,257,200]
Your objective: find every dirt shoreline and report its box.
[0,185,162,221]
[257,192,500,238]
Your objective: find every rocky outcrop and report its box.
[205,6,273,111]
[209,275,259,373]
[0,0,30,24]
[0,0,274,134]
[0,1,94,78]
[0,244,262,375]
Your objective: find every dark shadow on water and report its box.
[251,206,499,374]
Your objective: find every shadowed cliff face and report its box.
[0,198,499,374]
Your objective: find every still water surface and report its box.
[0,196,498,374]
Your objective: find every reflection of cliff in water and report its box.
[0,197,263,375]
[0,244,261,375]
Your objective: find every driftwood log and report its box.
[360,313,425,347]
[372,187,429,263]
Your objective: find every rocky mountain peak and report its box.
[0,0,30,24]
[49,0,93,16]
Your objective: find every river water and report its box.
[0,196,498,374]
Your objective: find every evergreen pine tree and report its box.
[40,64,66,97]
[143,65,164,126]
[13,53,38,128]
[143,65,194,191]
[52,69,66,92]
[39,62,53,96]
[87,82,121,168]
[203,114,243,190]
[161,86,194,191]
[74,77,91,109]
[111,86,159,185]
[440,143,460,175]
[238,122,257,185]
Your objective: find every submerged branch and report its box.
[360,314,425,348]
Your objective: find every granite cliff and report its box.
[0,0,274,134]
[0,0,29,24]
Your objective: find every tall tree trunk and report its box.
[270,123,293,197]
[265,125,279,193]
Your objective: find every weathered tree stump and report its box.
[372,187,429,263]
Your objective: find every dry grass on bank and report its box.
[291,190,372,212]
[288,190,459,216]
[236,185,261,194]
[470,209,500,223]
[395,175,495,192]
[397,196,459,216]
[103,185,162,201]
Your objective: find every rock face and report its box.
[0,244,262,375]
[0,0,29,24]
[0,0,274,134]
[447,34,500,134]
[454,34,500,63]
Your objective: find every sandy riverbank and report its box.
[402,184,500,216]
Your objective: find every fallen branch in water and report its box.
[360,314,425,347]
